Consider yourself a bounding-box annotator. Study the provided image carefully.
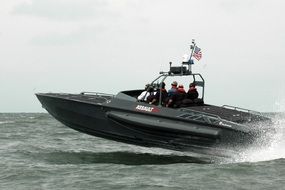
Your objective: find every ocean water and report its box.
[0,113,284,190]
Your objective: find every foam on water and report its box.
[232,99,285,163]
[234,115,285,163]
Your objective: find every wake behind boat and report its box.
[36,41,273,158]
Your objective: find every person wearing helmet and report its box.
[166,84,186,108]
[168,81,178,97]
[187,83,199,100]
[177,84,186,94]
[149,82,168,105]
[137,84,155,102]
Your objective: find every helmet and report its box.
[171,81,178,86]
[145,84,150,90]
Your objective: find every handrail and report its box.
[80,92,114,97]
[222,105,262,115]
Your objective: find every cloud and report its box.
[12,0,116,21]
[30,25,106,46]
[2,0,285,112]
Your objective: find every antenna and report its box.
[191,39,196,45]
[188,39,196,74]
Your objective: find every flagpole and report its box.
[189,39,196,74]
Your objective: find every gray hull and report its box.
[36,92,271,158]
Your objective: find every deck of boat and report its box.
[37,92,113,105]
[188,104,267,124]
[37,92,269,124]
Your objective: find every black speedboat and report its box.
[36,46,273,158]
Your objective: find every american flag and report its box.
[193,46,202,61]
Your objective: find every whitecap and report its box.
[0,121,15,125]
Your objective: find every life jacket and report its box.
[187,88,198,100]
[176,84,185,93]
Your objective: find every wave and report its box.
[0,121,15,125]
[233,112,285,163]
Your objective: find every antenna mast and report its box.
[189,39,196,73]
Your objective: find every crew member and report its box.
[167,84,186,107]
[149,82,168,105]
[168,81,178,97]
[187,83,199,100]
[137,84,154,102]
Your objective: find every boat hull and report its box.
[36,93,260,157]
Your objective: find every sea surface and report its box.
[0,113,284,190]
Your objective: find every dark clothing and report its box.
[168,87,177,97]
[150,88,168,105]
[167,91,186,108]
[175,91,186,102]
[187,89,199,100]
[156,89,168,103]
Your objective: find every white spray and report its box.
[233,99,285,163]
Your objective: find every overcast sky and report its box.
[1,0,285,112]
